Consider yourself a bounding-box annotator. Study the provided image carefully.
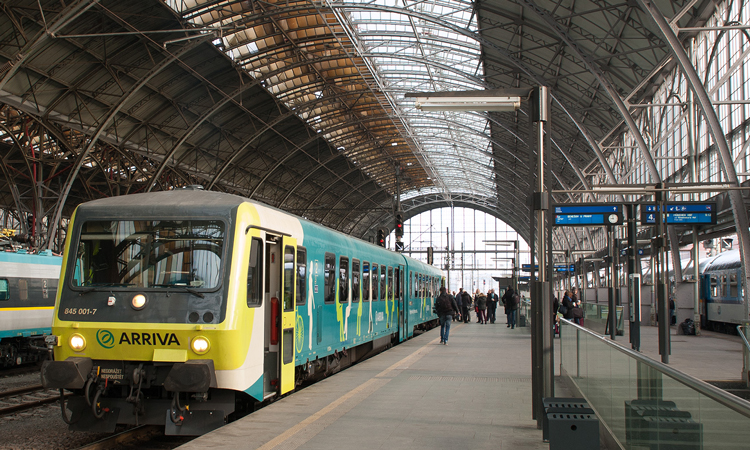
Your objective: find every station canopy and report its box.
[0,0,715,245]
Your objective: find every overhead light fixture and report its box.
[405,89,529,112]
[413,96,521,112]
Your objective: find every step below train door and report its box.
[279,236,297,395]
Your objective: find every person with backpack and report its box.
[436,286,460,345]
[475,291,488,324]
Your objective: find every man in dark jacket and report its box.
[486,289,498,324]
[502,286,516,328]
[436,287,460,345]
[461,289,472,323]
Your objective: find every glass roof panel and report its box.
[164,0,491,199]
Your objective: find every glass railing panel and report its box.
[559,319,750,450]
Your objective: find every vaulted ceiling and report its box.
[0,0,717,249]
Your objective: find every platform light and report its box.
[405,89,524,112]
[412,95,520,112]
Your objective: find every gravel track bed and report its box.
[1,402,111,450]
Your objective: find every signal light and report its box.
[377,229,386,247]
[395,213,404,238]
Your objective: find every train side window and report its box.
[387,267,393,300]
[380,265,386,300]
[371,264,379,300]
[394,267,400,298]
[0,279,8,300]
[730,273,739,298]
[710,275,719,297]
[296,247,307,305]
[324,253,335,303]
[283,246,295,312]
[352,259,360,302]
[339,256,349,301]
[247,238,263,307]
[719,275,727,298]
[363,262,370,301]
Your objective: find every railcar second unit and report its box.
[41,188,441,434]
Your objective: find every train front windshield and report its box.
[73,220,225,290]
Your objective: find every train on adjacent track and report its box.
[0,249,61,367]
[698,249,746,333]
[41,188,442,435]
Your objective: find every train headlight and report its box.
[191,336,210,354]
[69,334,86,351]
[131,294,147,310]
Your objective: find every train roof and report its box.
[75,189,247,218]
[703,249,741,272]
[74,190,442,276]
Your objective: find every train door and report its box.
[397,266,405,341]
[280,237,297,395]
[263,234,297,397]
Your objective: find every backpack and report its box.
[435,294,451,315]
[512,293,520,305]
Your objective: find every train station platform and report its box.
[178,321,571,450]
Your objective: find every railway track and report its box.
[0,383,67,416]
[73,425,193,450]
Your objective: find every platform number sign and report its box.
[640,203,716,225]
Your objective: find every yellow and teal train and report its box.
[41,187,442,435]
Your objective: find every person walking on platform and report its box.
[454,289,463,322]
[502,286,516,328]
[486,288,498,324]
[475,291,487,324]
[461,289,472,323]
[436,286,459,345]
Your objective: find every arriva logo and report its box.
[96,329,115,349]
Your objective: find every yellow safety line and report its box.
[258,333,444,450]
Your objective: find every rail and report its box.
[560,318,750,449]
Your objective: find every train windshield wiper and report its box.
[150,284,205,299]
[78,283,134,295]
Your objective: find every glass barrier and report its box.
[577,303,624,335]
[518,298,531,327]
[560,319,750,449]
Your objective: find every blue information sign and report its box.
[640,203,716,225]
[521,264,539,272]
[554,264,576,273]
[554,204,623,226]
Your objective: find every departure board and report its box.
[554,204,623,226]
[640,203,716,225]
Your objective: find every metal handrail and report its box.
[736,325,750,355]
[561,318,750,420]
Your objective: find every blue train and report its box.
[699,249,746,333]
[0,249,62,367]
[41,188,442,434]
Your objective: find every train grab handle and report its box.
[271,297,280,345]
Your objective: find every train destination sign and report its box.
[640,203,716,225]
[553,204,623,226]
